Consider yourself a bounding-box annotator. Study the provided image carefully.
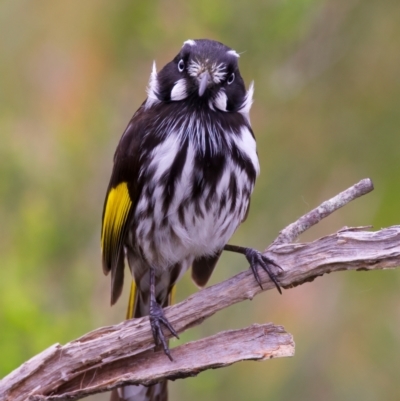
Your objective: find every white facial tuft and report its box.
[213,89,228,111]
[170,79,188,101]
[238,81,254,123]
[227,49,240,58]
[211,63,227,84]
[145,61,160,109]
[183,39,196,47]
[187,59,202,78]
[188,60,227,84]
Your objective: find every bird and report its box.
[101,38,281,401]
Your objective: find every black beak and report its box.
[198,71,211,96]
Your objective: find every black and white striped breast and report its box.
[131,103,259,269]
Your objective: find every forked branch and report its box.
[2,178,400,401]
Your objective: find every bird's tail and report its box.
[110,280,172,401]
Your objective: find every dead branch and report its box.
[272,178,373,245]
[30,324,294,401]
[2,178,400,401]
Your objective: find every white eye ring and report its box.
[178,59,185,72]
[227,73,235,84]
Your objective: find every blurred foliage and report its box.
[1,0,400,400]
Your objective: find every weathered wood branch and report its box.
[272,178,373,244]
[2,178,400,401]
[31,324,293,401]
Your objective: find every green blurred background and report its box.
[1,0,400,400]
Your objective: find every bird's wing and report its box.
[101,107,145,305]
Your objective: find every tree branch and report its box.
[2,178,400,401]
[31,324,294,401]
[272,177,374,245]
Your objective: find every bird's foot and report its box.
[149,299,179,361]
[244,247,282,294]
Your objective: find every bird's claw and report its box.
[149,300,179,361]
[244,248,282,294]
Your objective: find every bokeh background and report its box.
[1,0,400,400]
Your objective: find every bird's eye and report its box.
[227,73,235,85]
[178,59,185,72]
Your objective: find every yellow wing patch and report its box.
[101,182,132,273]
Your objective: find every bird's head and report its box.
[145,39,253,117]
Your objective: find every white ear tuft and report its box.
[145,61,160,109]
[214,89,228,112]
[239,81,254,123]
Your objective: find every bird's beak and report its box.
[198,71,211,97]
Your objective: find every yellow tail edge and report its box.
[126,280,136,319]
[125,280,177,320]
[169,284,177,306]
